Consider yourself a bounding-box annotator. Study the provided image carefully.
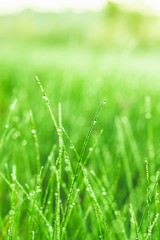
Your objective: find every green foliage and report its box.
[1,7,160,239]
[103,1,160,48]
[1,7,160,49]
[1,42,160,238]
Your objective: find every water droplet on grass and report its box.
[62,183,66,188]
[10,100,17,111]
[93,120,97,125]
[22,140,27,146]
[13,131,21,139]
[42,95,48,101]
[91,193,94,198]
[32,129,36,134]
[10,210,15,215]
[36,186,42,193]
[25,184,29,189]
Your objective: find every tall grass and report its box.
[1,46,160,239]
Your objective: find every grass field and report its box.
[1,9,160,239]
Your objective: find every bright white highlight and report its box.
[0,0,159,15]
[0,0,106,14]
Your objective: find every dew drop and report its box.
[42,95,48,101]
[13,131,21,139]
[62,183,66,188]
[22,140,27,146]
[32,129,36,134]
[25,184,29,189]
[89,147,93,152]
[36,186,42,193]
[10,100,17,111]
[91,193,94,198]
[10,210,15,216]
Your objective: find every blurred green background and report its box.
[1,0,160,171]
[1,2,160,141]
[1,0,160,168]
